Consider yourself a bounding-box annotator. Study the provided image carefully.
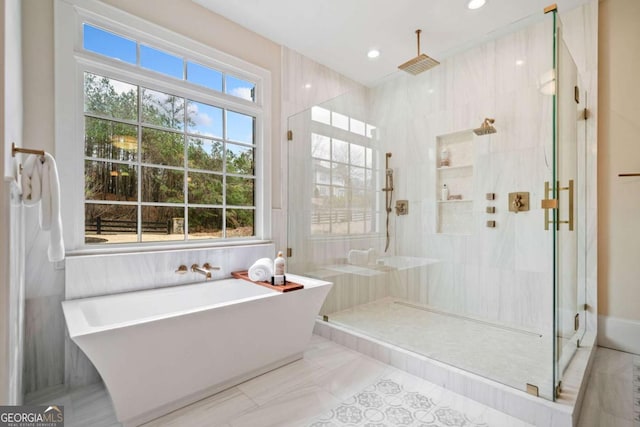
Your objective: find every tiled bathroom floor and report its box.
[24,335,637,427]
[327,297,556,396]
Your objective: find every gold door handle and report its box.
[542,180,574,231]
[541,199,558,209]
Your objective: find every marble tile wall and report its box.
[282,47,365,120]
[64,243,275,299]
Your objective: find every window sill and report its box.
[66,238,273,257]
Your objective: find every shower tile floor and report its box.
[326,297,556,397]
[25,335,531,427]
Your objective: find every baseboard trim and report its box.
[598,315,640,354]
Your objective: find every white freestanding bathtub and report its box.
[62,274,332,426]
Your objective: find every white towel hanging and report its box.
[20,154,42,206]
[20,153,65,262]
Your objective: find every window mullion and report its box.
[222,110,227,239]
[137,83,143,243]
[183,103,189,241]
[329,138,333,234]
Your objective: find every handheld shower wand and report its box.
[382,153,394,252]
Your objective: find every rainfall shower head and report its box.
[473,118,497,135]
[398,29,440,75]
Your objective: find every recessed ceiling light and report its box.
[304,83,312,89]
[515,59,525,66]
[467,0,486,10]
[367,49,380,59]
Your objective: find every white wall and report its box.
[0,0,8,405]
[598,0,640,354]
[2,0,25,405]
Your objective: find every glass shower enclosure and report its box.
[287,8,586,401]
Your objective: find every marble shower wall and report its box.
[366,7,598,335]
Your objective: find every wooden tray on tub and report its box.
[231,271,304,292]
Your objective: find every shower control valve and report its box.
[513,195,523,210]
[395,200,409,215]
[509,192,530,213]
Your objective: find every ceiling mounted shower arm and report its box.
[398,29,440,75]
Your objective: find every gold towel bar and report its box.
[619,173,640,177]
[12,142,45,157]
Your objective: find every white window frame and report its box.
[55,0,272,252]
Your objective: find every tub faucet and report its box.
[191,264,212,280]
[191,263,221,280]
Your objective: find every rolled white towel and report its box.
[248,258,273,282]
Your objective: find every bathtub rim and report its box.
[62,274,331,338]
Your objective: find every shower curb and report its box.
[314,320,596,427]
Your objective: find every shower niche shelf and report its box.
[436,130,474,235]
[436,164,473,171]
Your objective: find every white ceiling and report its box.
[193,0,589,86]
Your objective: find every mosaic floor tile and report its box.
[308,377,488,427]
